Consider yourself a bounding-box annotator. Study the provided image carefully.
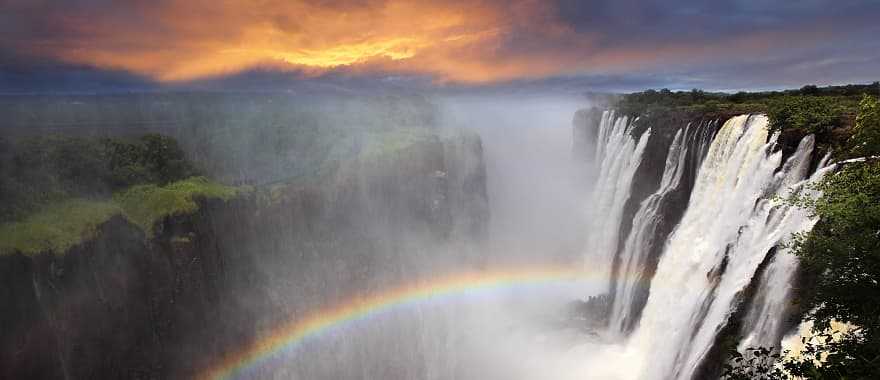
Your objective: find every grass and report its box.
[360,128,435,160]
[0,199,121,256]
[0,177,242,256]
[114,177,241,234]
[0,126,459,255]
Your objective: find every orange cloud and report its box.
[6,0,837,85]
[14,0,576,83]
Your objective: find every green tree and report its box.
[766,95,843,133]
[724,161,880,379]
[801,84,820,95]
[726,97,880,379]
[0,134,197,222]
[794,161,880,330]
[848,95,880,157]
[722,347,786,380]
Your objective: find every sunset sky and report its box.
[1,0,878,92]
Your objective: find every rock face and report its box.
[578,107,828,378]
[572,107,603,166]
[610,111,719,333]
[0,133,489,379]
[575,107,721,332]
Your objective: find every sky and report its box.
[1,0,878,93]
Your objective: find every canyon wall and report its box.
[0,132,489,379]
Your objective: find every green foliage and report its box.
[103,134,196,187]
[0,177,241,255]
[722,347,785,380]
[0,199,121,256]
[728,95,880,377]
[792,162,880,331]
[848,95,880,157]
[0,134,197,222]
[789,160,880,376]
[730,159,880,378]
[359,128,435,160]
[783,329,880,379]
[724,330,880,379]
[114,177,240,234]
[766,95,845,133]
[616,83,875,124]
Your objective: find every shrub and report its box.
[766,95,844,133]
[113,177,239,233]
[0,177,241,255]
[792,161,880,331]
[0,134,197,222]
[0,199,121,255]
[848,95,880,157]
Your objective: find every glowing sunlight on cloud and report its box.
[17,0,538,83]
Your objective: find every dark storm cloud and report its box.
[0,49,156,93]
[553,0,880,42]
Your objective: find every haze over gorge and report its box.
[3,1,880,379]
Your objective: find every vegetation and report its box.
[0,199,120,256]
[0,92,440,186]
[724,95,880,379]
[0,177,241,255]
[114,177,241,234]
[766,96,850,134]
[0,134,196,222]
[0,132,244,255]
[849,95,880,157]
[360,128,435,160]
[722,347,786,380]
[0,94,445,254]
[616,83,877,124]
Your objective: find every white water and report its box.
[608,126,690,334]
[737,152,834,352]
[618,115,818,379]
[586,111,650,293]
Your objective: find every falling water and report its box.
[607,119,717,335]
[621,115,818,380]
[608,127,689,334]
[737,150,835,352]
[586,111,650,293]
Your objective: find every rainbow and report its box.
[198,265,600,380]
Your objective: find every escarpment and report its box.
[576,95,855,379]
[0,131,489,379]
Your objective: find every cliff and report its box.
[573,90,867,378]
[573,107,720,332]
[0,130,489,379]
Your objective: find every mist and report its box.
[8,87,810,380]
[258,93,613,379]
[1,90,624,379]
[438,95,587,265]
[3,0,875,377]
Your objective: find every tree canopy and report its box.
[0,134,197,222]
[724,95,880,380]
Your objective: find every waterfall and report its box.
[608,127,688,333]
[586,110,650,294]
[737,152,834,352]
[621,115,818,380]
[607,120,716,335]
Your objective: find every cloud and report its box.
[0,0,877,88]
[0,49,156,93]
[2,0,540,82]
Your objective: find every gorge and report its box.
[0,89,875,379]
